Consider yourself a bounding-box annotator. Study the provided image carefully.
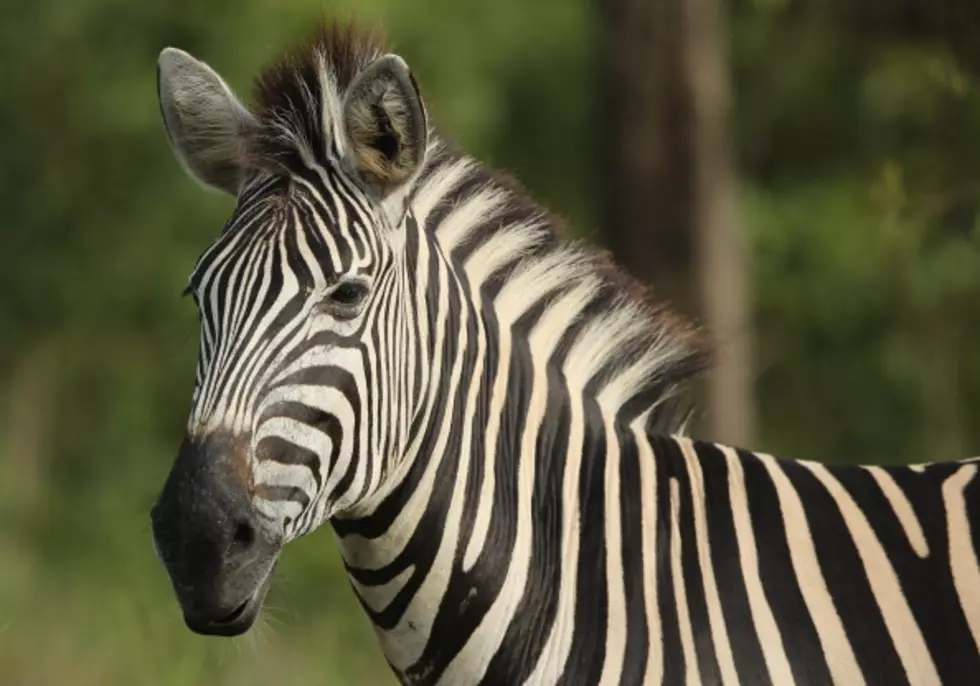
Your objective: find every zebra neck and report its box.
[329,140,709,679]
[330,367,686,681]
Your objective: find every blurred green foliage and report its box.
[1,0,979,683]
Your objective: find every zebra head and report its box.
[149,30,428,636]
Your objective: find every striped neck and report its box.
[328,139,705,679]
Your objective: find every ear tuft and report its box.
[343,55,427,198]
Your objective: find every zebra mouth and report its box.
[216,598,252,625]
[183,590,262,636]
[182,564,276,637]
[183,597,256,636]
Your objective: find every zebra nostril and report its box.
[229,519,256,556]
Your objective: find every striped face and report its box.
[152,40,430,635]
[185,169,398,539]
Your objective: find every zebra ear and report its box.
[343,54,427,198]
[157,47,256,195]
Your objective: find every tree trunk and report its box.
[599,0,696,318]
[599,0,754,445]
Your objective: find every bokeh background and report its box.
[3,0,980,683]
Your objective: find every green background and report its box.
[3,0,980,682]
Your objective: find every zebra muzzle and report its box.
[150,433,282,636]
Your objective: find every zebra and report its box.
[149,22,980,686]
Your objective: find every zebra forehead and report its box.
[242,22,387,174]
[198,169,379,276]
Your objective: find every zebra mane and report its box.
[417,145,709,430]
[245,22,386,173]
[245,22,709,431]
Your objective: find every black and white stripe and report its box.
[169,23,980,685]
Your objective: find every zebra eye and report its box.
[321,279,369,319]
